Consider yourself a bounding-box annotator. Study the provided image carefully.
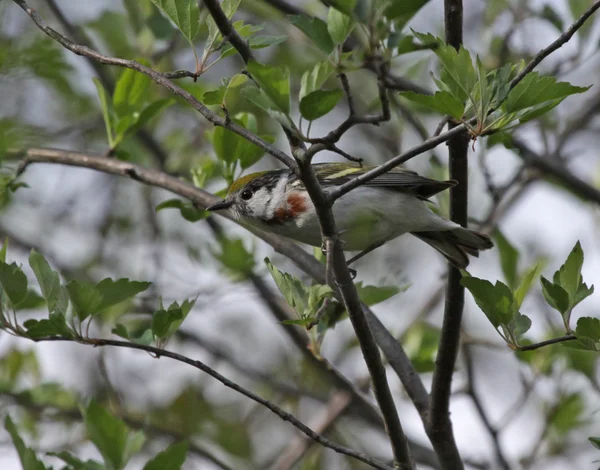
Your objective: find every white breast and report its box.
[254,187,459,251]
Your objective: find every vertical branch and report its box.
[428,1,468,469]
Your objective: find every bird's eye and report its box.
[241,189,253,200]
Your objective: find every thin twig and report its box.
[516,335,577,351]
[509,0,600,90]
[11,0,293,168]
[463,346,510,470]
[201,0,253,64]
[28,336,392,470]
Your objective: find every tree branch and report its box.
[509,0,600,90]
[428,2,467,469]
[287,136,414,469]
[27,336,391,470]
[516,335,577,351]
[12,146,435,466]
[201,0,253,64]
[11,0,294,168]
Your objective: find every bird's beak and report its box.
[206,200,233,211]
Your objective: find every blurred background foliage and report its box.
[0,0,600,469]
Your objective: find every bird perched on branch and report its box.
[207,163,493,268]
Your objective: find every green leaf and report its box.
[29,250,67,318]
[494,230,519,289]
[249,35,288,49]
[16,290,45,310]
[0,238,7,262]
[399,90,465,119]
[503,72,590,114]
[541,276,570,314]
[66,280,103,321]
[514,261,544,308]
[143,442,188,470]
[205,0,241,49]
[327,0,356,16]
[240,87,290,125]
[356,282,407,306]
[548,393,585,435]
[23,317,73,339]
[47,451,104,470]
[289,15,334,54]
[514,313,531,336]
[576,316,600,347]
[385,0,431,28]
[212,237,255,280]
[113,60,152,117]
[299,61,335,102]
[589,436,600,451]
[0,261,28,306]
[93,78,115,148]
[401,322,440,373]
[84,400,145,470]
[300,89,344,121]
[127,98,173,135]
[202,86,227,106]
[156,198,208,222]
[555,241,584,301]
[211,112,271,169]
[150,0,199,44]
[96,278,151,311]
[327,8,355,45]
[540,4,564,32]
[4,415,48,470]
[151,299,194,341]
[246,61,290,115]
[461,276,514,328]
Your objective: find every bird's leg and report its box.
[346,241,386,266]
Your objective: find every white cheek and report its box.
[247,188,273,218]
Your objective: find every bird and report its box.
[206,163,493,268]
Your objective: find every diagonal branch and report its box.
[201,0,253,64]
[287,135,414,469]
[12,146,432,466]
[11,0,293,168]
[509,0,600,89]
[27,336,392,470]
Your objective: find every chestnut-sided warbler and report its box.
[206,163,493,268]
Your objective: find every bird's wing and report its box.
[314,164,457,199]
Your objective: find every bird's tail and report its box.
[413,227,493,268]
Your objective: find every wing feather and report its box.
[314,163,456,199]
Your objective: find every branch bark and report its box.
[11,0,293,168]
[427,2,467,469]
[28,336,392,470]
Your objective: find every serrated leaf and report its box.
[143,442,188,470]
[399,90,465,119]
[556,241,584,301]
[0,261,28,306]
[152,308,183,340]
[150,0,199,44]
[461,276,514,329]
[95,278,151,311]
[300,89,344,121]
[247,61,290,114]
[66,280,103,321]
[327,8,355,45]
[84,400,145,470]
[5,415,48,470]
[289,15,334,54]
[23,317,73,339]
[494,230,519,289]
[576,317,600,344]
[503,73,590,114]
[541,276,570,315]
